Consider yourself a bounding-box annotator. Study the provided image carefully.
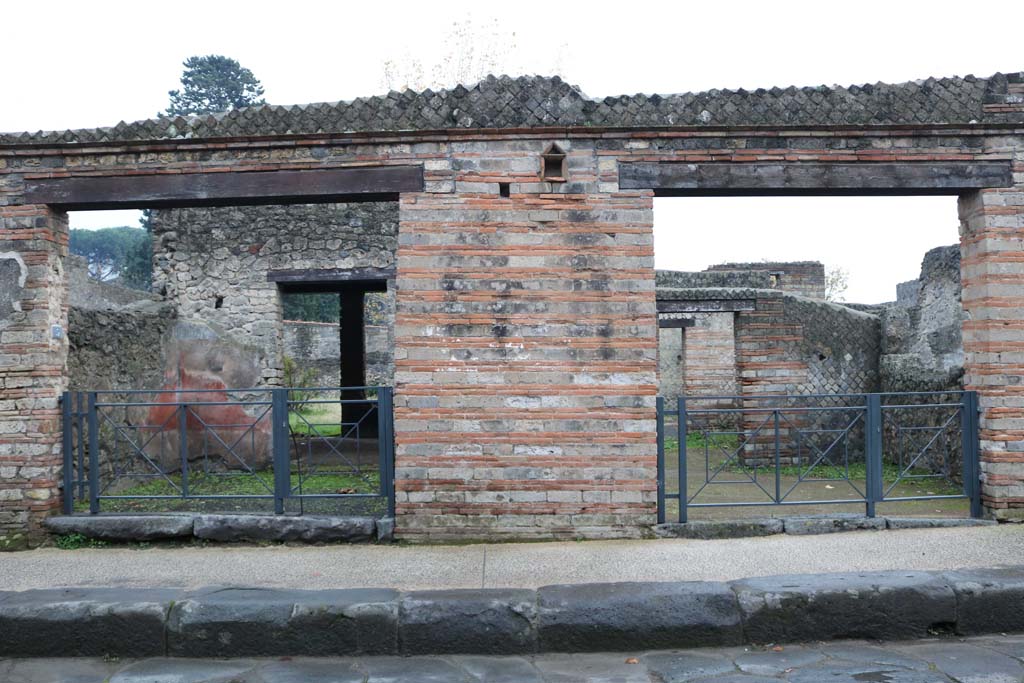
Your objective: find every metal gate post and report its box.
[962,391,983,518]
[865,394,883,518]
[271,388,290,514]
[377,386,396,519]
[656,397,665,525]
[61,391,73,515]
[87,392,99,514]
[177,403,189,497]
[677,396,687,524]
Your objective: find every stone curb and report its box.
[1,566,1022,658]
[654,515,996,539]
[43,514,394,544]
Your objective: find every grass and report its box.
[55,532,108,550]
[74,468,381,514]
[289,402,345,437]
[662,430,965,520]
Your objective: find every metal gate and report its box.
[61,386,395,517]
[657,391,983,523]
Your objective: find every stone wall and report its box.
[706,262,827,300]
[66,256,176,393]
[877,245,965,392]
[657,289,881,399]
[282,319,392,388]
[151,202,398,387]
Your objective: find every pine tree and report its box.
[165,55,265,117]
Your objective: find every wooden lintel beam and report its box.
[620,161,1013,196]
[24,166,423,210]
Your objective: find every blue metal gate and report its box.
[657,391,982,523]
[61,386,395,517]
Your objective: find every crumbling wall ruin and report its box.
[877,245,965,392]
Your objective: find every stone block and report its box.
[0,587,178,657]
[537,581,742,652]
[731,571,956,643]
[192,515,376,543]
[884,517,996,530]
[399,589,537,655]
[783,515,885,535]
[166,587,399,657]
[43,514,195,541]
[654,519,784,539]
[944,567,1024,634]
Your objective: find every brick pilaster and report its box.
[0,204,68,546]
[393,183,658,540]
[960,163,1024,518]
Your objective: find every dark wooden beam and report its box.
[270,266,393,293]
[658,317,696,329]
[620,161,1013,196]
[24,166,423,210]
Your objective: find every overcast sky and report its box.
[4,1,1022,303]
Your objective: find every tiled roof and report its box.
[2,71,1022,145]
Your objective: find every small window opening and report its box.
[541,143,567,182]
[214,295,224,309]
[499,182,511,198]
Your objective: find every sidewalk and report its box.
[1,524,1021,591]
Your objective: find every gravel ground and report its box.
[2,524,1022,591]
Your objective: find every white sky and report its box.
[5,0,1021,303]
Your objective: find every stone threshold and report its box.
[43,513,394,543]
[0,567,1021,658]
[655,514,996,539]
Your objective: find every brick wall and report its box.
[0,205,67,549]
[959,149,1024,518]
[394,140,658,539]
[2,112,1023,536]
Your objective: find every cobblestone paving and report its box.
[3,635,1024,682]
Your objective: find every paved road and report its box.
[4,635,1023,682]
[2,525,1022,591]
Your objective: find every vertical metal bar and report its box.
[865,394,882,518]
[376,388,388,499]
[379,386,396,519]
[177,403,189,498]
[773,410,781,503]
[677,396,687,524]
[87,392,99,515]
[61,391,73,515]
[656,396,665,525]
[271,388,289,514]
[962,391,983,518]
[75,392,85,500]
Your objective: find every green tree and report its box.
[70,227,150,289]
[165,55,265,116]
[281,292,339,323]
